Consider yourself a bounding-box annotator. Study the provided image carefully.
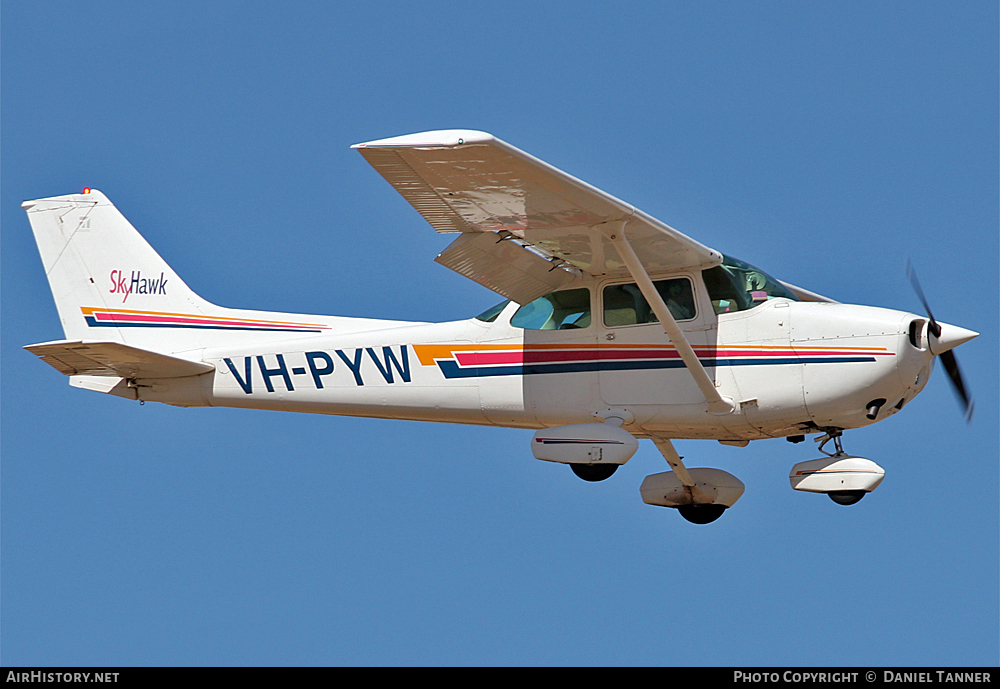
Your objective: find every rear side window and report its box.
[511,288,592,330]
[603,278,696,327]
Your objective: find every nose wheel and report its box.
[828,491,865,505]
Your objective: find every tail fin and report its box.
[23,189,382,356]
[24,189,217,346]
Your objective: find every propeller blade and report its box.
[906,258,941,337]
[939,350,974,423]
[907,259,974,423]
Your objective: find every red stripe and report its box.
[455,349,682,366]
[92,311,323,329]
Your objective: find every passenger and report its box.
[663,281,695,320]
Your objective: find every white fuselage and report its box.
[139,290,932,441]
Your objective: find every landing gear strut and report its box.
[817,430,846,457]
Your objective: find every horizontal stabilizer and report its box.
[25,340,214,379]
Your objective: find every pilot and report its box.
[745,270,767,291]
[744,270,769,302]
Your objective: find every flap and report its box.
[25,340,214,379]
[354,130,723,283]
[434,231,577,304]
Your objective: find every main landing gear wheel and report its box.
[828,490,865,505]
[570,463,618,482]
[677,504,727,524]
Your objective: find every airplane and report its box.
[21,129,978,524]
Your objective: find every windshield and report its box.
[703,255,797,314]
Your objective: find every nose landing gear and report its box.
[817,433,864,505]
[816,430,846,457]
[789,431,885,505]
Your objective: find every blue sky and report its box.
[2,1,997,666]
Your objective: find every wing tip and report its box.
[352,129,494,150]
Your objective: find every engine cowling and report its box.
[789,455,885,494]
[531,423,639,465]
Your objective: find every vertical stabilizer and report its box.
[23,189,215,345]
[24,189,408,355]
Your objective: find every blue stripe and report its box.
[84,317,323,333]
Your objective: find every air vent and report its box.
[908,319,926,350]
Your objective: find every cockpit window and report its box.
[510,288,591,330]
[703,255,798,314]
[474,300,510,323]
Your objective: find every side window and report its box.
[702,265,751,314]
[511,288,591,330]
[603,278,696,327]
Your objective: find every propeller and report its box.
[906,259,976,423]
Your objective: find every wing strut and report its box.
[607,222,734,415]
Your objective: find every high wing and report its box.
[354,130,723,304]
[778,280,839,304]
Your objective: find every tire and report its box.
[677,504,727,524]
[828,490,865,505]
[569,463,618,482]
